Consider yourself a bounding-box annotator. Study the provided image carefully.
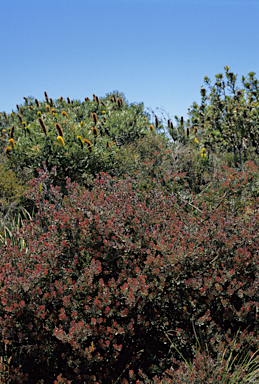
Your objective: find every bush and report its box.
[0,160,259,382]
[2,93,157,190]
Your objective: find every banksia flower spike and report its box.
[61,111,69,119]
[50,98,53,105]
[110,97,114,102]
[186,128,190,137]
[39,117,47,135]
[83,138,92,151]
[67,97,71,104]
[85,97,90,102]
[57,136,65,146]
[35,99,40,108]
[180,116,184,125]
[46,105,50,112]
[95,96,99,104]
[117,98,123,108]
[194,126,198,133]
[113,94,117,102]
[8,138,15,147]
[16,104,20,111]
[51,108,55,114]
[29,105,33,110]
[101,100,106,107]
[170,122,174,129]
[24,97,28,103]
[10,126,15,139]
[44,92,49,103]
[4,146,12,158]
[92,113,98,124]
[92,126,98,137]
[201,147,206,157]
[93,94,96,101]
[77,135,84,149]
[168,119,171,127]
[55,123,64,137]
[155,116,159,127]
[194,138,199,144]
[4,112,7,119]
[17,114,23,124]
[149,125,154,131]
[60,96,63,101]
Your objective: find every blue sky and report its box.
[1,0,259,123]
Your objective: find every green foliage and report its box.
[2,92,156,189]
[185,66,259,166]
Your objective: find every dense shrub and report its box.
[2,93,158,189]
[0,160,259,383]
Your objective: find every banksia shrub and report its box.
[92,112,98,124]
[61,111,69,119]
[57,135,65,146]
[55,123,64,137]
[92,126,98,137]
[39,117,47,135]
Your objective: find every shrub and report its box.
[0,161,259,382]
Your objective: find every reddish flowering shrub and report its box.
[0,162,259,382]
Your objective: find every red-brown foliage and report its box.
[0,162,259,382]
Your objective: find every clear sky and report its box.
[1,0,259,123]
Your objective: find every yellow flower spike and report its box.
[61,111,69,118]
[22,121,26,127]
[46,105,50,112]
[57,136,65,146]
[8,138,15,147]
[194,138,200,145]
[77,136,84,149]
[102,111,106,114]
[51,108,55,114]
[37,111,41,116]
[149,125,154,131]
[80,121,85,127]
[2,129,6,133]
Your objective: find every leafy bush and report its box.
[1,160,259,382]
[2,93,156,189]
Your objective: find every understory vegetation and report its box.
[1,67,259,382]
